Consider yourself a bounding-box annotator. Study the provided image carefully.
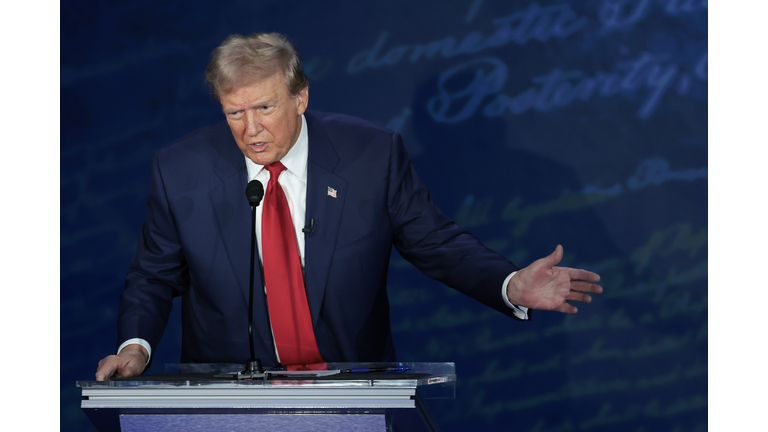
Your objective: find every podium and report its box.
[77,362,455,431]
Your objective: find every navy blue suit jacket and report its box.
[118,111,520,367]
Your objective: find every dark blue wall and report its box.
[61,1,707,430]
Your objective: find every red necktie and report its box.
[261,162,323,365]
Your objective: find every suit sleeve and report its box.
[117,151,190,361]
[385,133,523,319]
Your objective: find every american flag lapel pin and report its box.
[327,186,338,198]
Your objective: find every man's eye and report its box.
[261,106,274,112]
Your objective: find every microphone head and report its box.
[245,180,264,206]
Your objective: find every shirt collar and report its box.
[245,114,308,181]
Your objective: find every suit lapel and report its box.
[304,113,347,328]
[207,126,275,355]
[209,155,251,301]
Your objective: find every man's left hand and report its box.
[506,245,602,314]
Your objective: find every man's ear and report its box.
[296,86,309,115]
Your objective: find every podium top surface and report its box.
[77,362,456,390]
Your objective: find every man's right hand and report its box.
[95,344,148,381]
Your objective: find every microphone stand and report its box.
[239,181,265,380]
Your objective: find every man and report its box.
[96,33,601,380]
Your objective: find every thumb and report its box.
[540,244,563,268]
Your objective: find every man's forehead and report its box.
[220,79,288,109]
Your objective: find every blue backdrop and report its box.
[61,1,707,430]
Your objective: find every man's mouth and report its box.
[248,142,267,151]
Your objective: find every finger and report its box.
[556,302,578,314]
[564,267,601,282]
[570,280,603,294]
[95,360,118,381]
[566,291,592,304]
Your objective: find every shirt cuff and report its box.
[118,338,152,365]
[502,271,530,320]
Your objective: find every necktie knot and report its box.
[265,161,287,179]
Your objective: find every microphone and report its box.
[245,180,264,371]
[302,218,315,235]
[246,180,264,207]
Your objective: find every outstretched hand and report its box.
[506,245,602,314]
[95,344,148,381]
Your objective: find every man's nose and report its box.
[245,111,263,136]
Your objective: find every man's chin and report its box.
[247,154,279,166]
[243,148,277,166]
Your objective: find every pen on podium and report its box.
[345,366,411,373]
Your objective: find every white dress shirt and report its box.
[246,114,309,269]
[119,114,528,363]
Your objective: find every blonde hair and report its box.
[206,32,309,101]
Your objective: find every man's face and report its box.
[220,73,308,166]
